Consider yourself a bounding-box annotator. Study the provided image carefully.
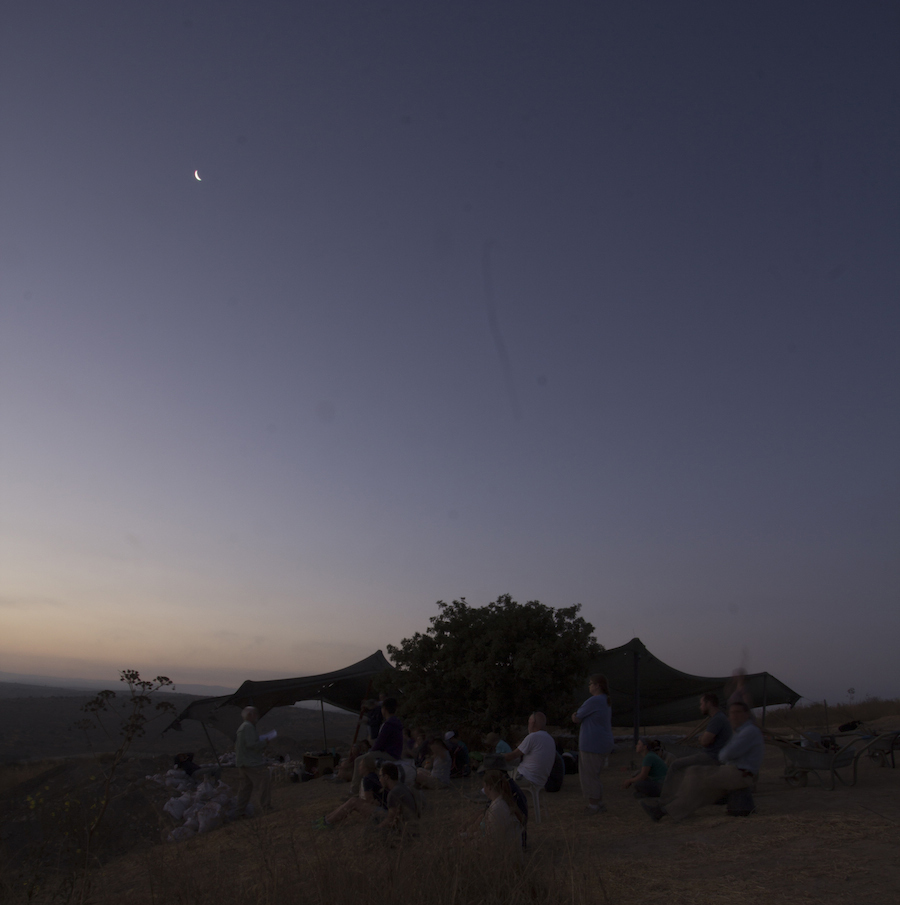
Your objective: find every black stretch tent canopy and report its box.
[583,638,800,732]
[166,650,392,739]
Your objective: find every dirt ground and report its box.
[80,731,900,905]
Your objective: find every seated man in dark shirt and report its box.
[349,697,404,796]
[660,693,731,804]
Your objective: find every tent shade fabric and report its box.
[166,650,392,738]
[226,650,392,716]
[583,638,801,727]
[167,694,245,740]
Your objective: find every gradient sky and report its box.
[2,2,898,705]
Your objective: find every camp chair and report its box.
[513,775,545,823]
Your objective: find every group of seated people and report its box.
[316,689,765,844]
[317,696,542,855]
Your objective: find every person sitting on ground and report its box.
[317,766,385,827]
[461,770,526,860]
[349,697,403,795]
[416,736,452,789]
[503,712,557,791]
[376,761,421,833]
[402,726,419,761]
[332,741,368,783]
[413,728,431,767]
[624,739,668,798]
[445,731,471,777]
[486,731,512,755]
[173,752,221,783]
[642,701,764,823]
[659,693,731,804]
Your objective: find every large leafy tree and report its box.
[386,595,603,733]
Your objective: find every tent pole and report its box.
[320,699,328,751]
[202,722,222,767]
[762,674,768,729]
[633,650,641,748]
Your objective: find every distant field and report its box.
[0,683,359,762]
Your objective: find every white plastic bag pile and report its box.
[161,777,242,843]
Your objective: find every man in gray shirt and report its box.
[377,761,420,832]
[660,693,731,804]
[643,701,763,823]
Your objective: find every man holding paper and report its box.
[235,706,273,816]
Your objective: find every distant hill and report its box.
[0,671,236,696]
[0,684,359,763]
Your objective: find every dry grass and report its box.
[4,739,900,905]
[762,697,900,734]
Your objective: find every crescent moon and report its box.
[194,170,201,181]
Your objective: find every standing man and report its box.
[503,712,557,790]
[572,674,615,814]
[642,701,763,823]
[349,697,403,795]
[234,706,272,817]
[660,693,731,804]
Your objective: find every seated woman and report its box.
[461,770,525,860]
[624,738,668,799]
[415,736,452,789]
[402,726,419,762]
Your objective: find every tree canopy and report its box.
[385,595,603,734]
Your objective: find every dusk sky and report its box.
[2,3,898,706]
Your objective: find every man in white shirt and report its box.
[504,711,557,788]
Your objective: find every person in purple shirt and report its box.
[572,674,615,814]
[349,697,403,795]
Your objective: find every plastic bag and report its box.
[197,801,223,834]
[163,793,192,821]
